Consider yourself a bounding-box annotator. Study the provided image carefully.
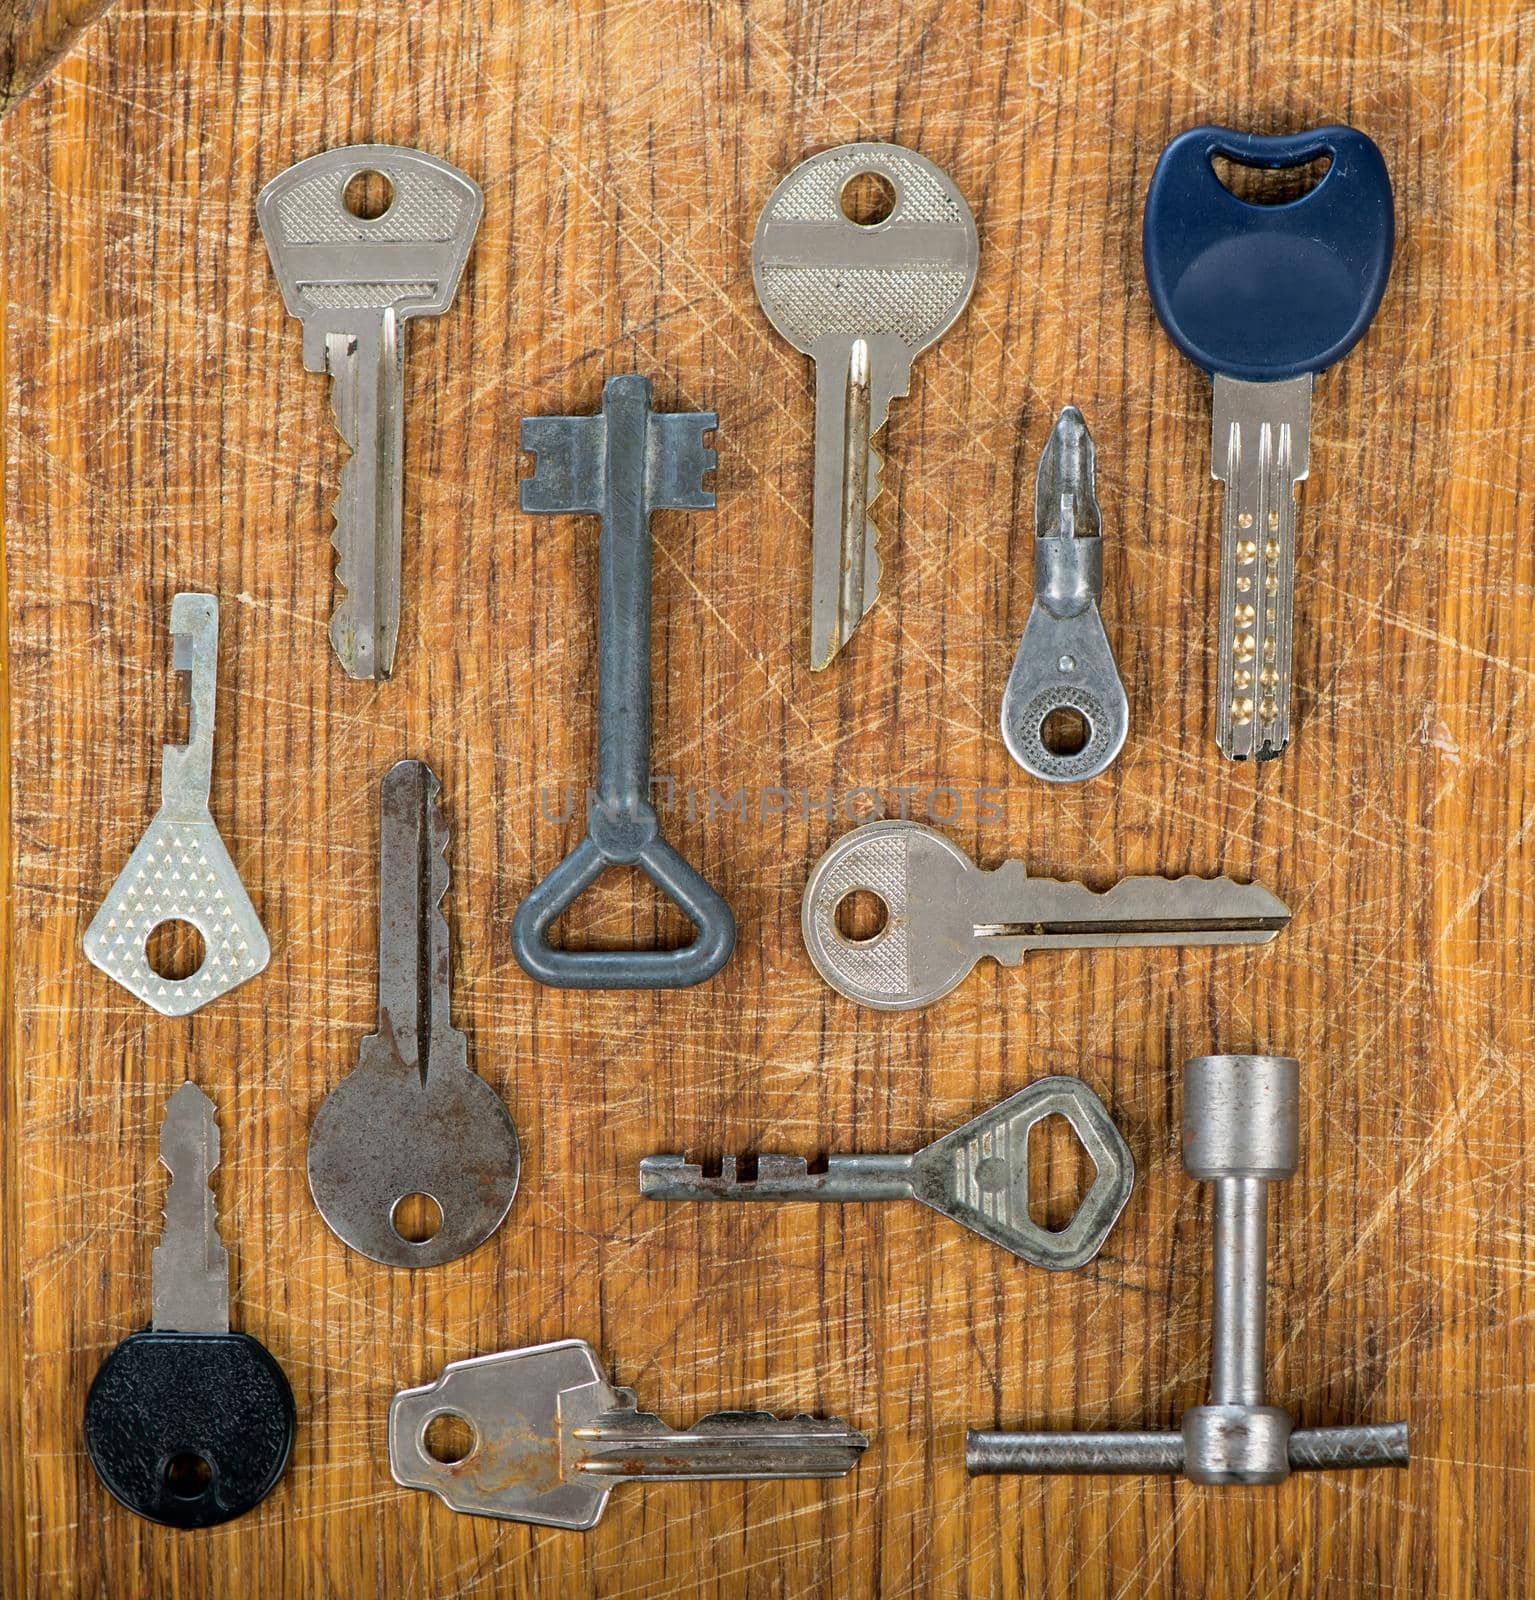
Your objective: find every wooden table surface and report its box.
[4,1,1531,1595]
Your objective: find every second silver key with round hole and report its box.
[752,143,978,670]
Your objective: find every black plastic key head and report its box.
[1143,125,1394,382]
[84,1329,296,1528]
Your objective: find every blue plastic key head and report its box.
[1143,125,1394,382]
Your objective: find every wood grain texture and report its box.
[4,1,1532,1594]
[0,0,116,115]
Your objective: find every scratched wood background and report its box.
[4,0,1532,1595]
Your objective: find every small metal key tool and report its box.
[1144,125,1394,760]
[84,1083,295,1527]
[511,374,735,988]
[967,1055,1410,1483]
[84,594,269,1016]
[803,820,1289,1010]
[308,760,520,1267]
[259,145,484,680]
[390,1338,867,1529]
[642,1076,1133,1270]
[1001,406,1128,781]
[752,143,978,669]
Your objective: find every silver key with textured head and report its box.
[258,146,483,680]
[389,1338,867,1529]
[84,594,269,1016]
[802,820,1289,1010]
[1001,407,1128,782]
[307,760,520,1267]
[641,1076,1133,1270]
[752,143,978,669]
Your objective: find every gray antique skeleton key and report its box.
[1001,407,1128,782]
[641,1077,1134,1271]
[258,146,483,680]
[307,760,520,1267]
[84,594,269,1016]
[390,1339,867,1529]
[753,143,978,669]
[802,820,1289,1010]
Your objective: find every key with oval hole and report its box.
[752,143,978,669]
[307,760,520,1267]
[389,1338,867,1529]
[641,1077,1133,1271]
[258,145,484,681]
[84,1084,295,1528]
[802,820,1289,1011]
[1001,406,1128,782]
[1144,125,1394,760]
[83,593,269,1016]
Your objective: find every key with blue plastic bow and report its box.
[1144,126,1394,761]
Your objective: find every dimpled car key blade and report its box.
[84,1084,296,1528]
[1001,407,1128,782]
[1143,125,1394,760]
[752,143,978,669]
[84,594,269,1016]
[259,146,483,680]
[307,760,520,1266]
[802,820,1288,1010]
[390,1339,867,1529]
[642,1077,1133,1270]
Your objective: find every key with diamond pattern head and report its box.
[1143,125,1394,760]
[84,1084,295,1528]
[752,143,978,669]
[259,145,483,680]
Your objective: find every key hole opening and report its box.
[1210,153,1331,206]
[164,1451,213,1499]
[343,169,395,220]
[422,1410,477,1465]
[1040,707,1091,757]
[1027,1114,1097,1233]
[145,919,207,981]
[840,170,898,227]
[834,889,889,943]
[392,1192,443,1244]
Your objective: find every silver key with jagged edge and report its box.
[802,820,1289,1011]
[752,143,978,669]
[641,1077,1133,1271]
[258,146,483,680]
[307,760,520,1267]
[1001,407,1128,782]
[389,1338,867,1529]
[84,595,269,1016]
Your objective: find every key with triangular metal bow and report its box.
[84,594,269,1016]
[389,1338,867,1529]
[307,759,520,1267]
[258,145,483,680]
[641,1076,1134,1271]
[802,820,1288,1010]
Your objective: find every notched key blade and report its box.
[573,1408,868,1481]
[151,1082,229,1334]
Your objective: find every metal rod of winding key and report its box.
[966,1055,1409,1484]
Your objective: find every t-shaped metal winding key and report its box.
[84,1084,295,1527]
[966,1055,1410,1484]
[802,820,1289,1010]
[84,594,269,1016]
[389,1338,867,1529]
[641,1077,1134,1270]
[1144,125,1394,760]
[308,760,520,1267]
[511,374,735,989]
[259,145,483,680]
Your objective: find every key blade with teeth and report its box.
[802,821,1288,1010]
[389,1339,867,1529]
[151,1082,229,1334]
[307,760,520,1266]
[642,1076,1135,1270]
